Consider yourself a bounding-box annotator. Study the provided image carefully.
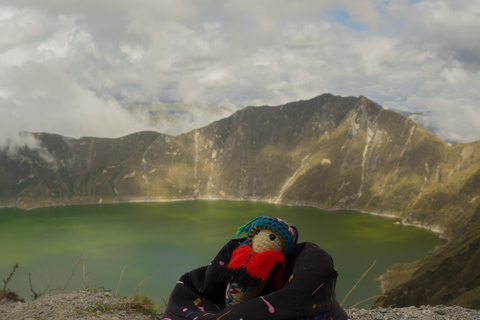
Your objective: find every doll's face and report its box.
[252,229,284,253]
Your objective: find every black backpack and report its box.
[162,238,349,320]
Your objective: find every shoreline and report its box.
[0,195,447,238]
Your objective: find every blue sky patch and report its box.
[327,7,368,32]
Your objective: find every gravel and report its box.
[0,290,161,320]
[347,305,480,320]
[1,291,479,320]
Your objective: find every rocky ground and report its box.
[0,290,162,320]
[347,305,480,320]
[1,290,479,320]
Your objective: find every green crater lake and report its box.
[0,201,445,307]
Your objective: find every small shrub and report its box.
[1,263,24,302]
[369,195,382,207]
[0,290,25,302]
[78,293,162,319]
[131,293,162,317]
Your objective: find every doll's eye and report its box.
[255,230,260,235]
[269,234,276,241]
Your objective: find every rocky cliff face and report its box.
[1,93,480,308]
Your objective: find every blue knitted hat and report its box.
[236,216,299,256]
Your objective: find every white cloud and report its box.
[0,0,479,147]
[0,62,151,139]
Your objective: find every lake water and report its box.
[0,201,445,308]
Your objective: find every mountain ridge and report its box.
[1,93,479,308]
[2,93,478,235]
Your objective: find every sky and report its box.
[1,0,480,148]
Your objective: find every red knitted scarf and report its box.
[227,244,286,290]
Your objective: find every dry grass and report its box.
[1,263,25,302]
[0,289,25,303]
[78,293,163,319]
[340,260,386,309]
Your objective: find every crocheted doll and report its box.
[218,216,299,306]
